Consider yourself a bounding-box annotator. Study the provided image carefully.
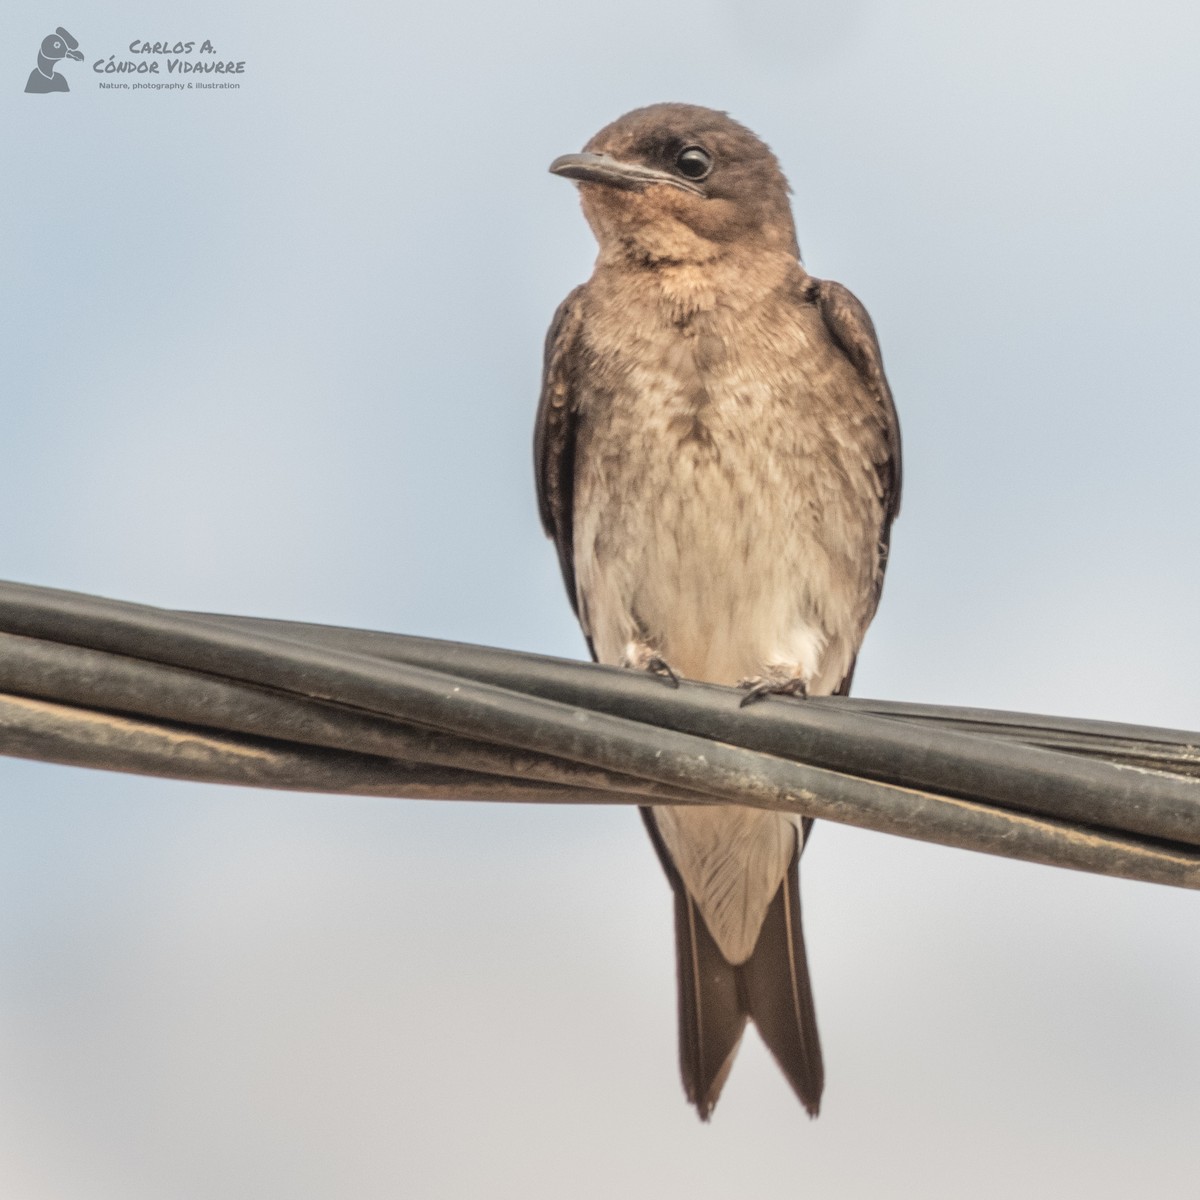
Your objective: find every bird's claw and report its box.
[644,654,680,688]
[621,642,681,688]
[738,674,808,707]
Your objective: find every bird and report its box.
[534,103,901,1119]
[25,28,83,94]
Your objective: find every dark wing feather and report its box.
[533,286,590,644]
[814,278,902,638]
[813,278,902,531]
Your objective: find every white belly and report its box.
[574,373,859,694]
[571,327,877,962]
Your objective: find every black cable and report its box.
[0,579,1197,890]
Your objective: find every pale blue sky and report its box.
[2,2,1198,1196]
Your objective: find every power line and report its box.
[0,579,1196,889]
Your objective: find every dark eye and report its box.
[675,146,712,181]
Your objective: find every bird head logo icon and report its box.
[25,27,83,93]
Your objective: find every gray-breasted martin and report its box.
[535,103,901,1118]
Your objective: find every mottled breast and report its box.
[571,270,889,694]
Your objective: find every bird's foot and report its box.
[738,668,809,707]
[621,641,680,688]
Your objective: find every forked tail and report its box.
[642,809,824,1119]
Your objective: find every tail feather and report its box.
[642,808,824,1118]
[676,888,748,1118]
[641,809,746,1118]
[739,850,824,1115]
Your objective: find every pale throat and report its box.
[618,242,799,325]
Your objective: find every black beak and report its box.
[549,152,703,196]
[66,49,84,61]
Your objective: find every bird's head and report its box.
[40,28,83,63]
[550,103,799,267]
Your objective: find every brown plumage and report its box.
[535,103,901,1118]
